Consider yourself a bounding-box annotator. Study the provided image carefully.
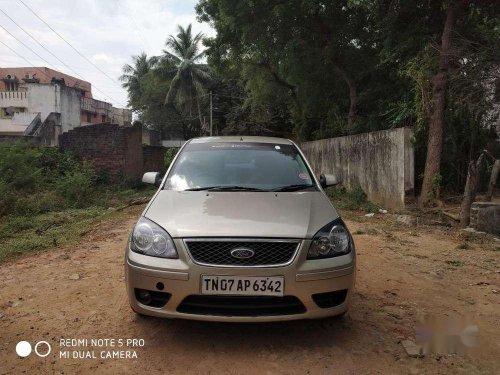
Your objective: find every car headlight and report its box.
[131,217,178,258]
[307,220,352,259]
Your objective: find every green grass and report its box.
[325,185,379,213]
[445,260,465,267]
[0,207,106,262]
[0,186,155,263]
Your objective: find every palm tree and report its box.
[163,24,211,132]
[120,53,158,109]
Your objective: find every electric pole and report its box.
[209,91,213,136]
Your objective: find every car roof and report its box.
[189,136,294,145]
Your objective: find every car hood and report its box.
[144,190,339,239]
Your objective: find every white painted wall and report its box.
[25,83,81,132]
[300,127,414,210]
[162,140,186,147]
[59,86,81,132]
[111,107,132,126]
[11,112,39,126]
[26,84,58,124]
[0,119,28,134]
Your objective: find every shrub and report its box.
[0,142,95,215]
[13,190,66,216]
[164,148,179,169]
[0,142,42,190]
[55,162,96,208]
[326,185,379,213]
[38,147,79,181]
[0,180,16,217]
[0,142,160,262]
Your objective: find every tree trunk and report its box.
[313,15,359,132]
[419,4,459,207]
[460,152,485,227]
[333,65,357,132]
[486,159,500,201]
[196,96,204,135]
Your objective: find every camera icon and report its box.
[16,340,51,358]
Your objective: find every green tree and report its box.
[119,52,158,111]
[196,0,400,139]
[164,24,212,133]
[197,0,500,200]
[369,0,500,205]
[120,50,194,139]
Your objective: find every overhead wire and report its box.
[10,1,242,111]
[17,0,124,92]
[0,7,126,106]
[0,39,127,107]
[112,0,153,53]
[0,39,56,82]
[0,23,56,70]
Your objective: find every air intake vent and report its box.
[177,295,306,316]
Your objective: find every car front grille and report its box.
[177,295,306,316]
[184,239,300,267]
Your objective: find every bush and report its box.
[326,185,379,213]
[0,142,160,262]
[13,190,67,216]
[55,162,96,208]
[0,142,99,215]
[38,147,79,180]
[0,180,16,217]
[0,142,42,190]
[164,148,179,169]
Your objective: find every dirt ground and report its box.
[0,205,499,375]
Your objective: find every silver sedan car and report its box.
[125,136,355,322]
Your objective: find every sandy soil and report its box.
[0,206,499,375]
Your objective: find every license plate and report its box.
[201,275,284,296]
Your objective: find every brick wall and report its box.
[59,123,144,182]
[143,145,166,174]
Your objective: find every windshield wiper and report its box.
[185,186,268,192]
[272,184,315,192]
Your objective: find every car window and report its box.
[164,142,315,191]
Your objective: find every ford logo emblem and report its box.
[230,247,255,259]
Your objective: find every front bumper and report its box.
[125,239,355,322]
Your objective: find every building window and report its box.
[86,113,91,123]
[5,81,19,91]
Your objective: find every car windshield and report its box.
[164,142,316,191]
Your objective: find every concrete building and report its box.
[111,107,133,127]
[0,67,91,95]
[0,67,132,144]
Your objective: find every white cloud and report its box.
[0,0,215,107]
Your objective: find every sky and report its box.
[0,0,215,108]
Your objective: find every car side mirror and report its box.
[142,172,163,187]
[319,173,339,188]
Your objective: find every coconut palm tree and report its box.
[120,53,158,109]
[163,24,211,132]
